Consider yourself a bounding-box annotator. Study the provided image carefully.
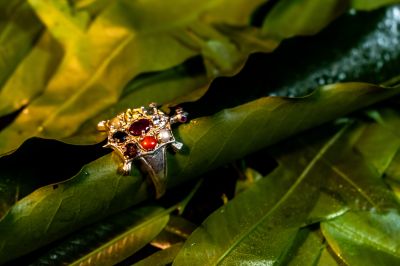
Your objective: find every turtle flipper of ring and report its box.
[97,103,188,197]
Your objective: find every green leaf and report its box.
[28,206,168,265]
[317,248,341,266]
[321,210,400,266]
[151,215,197,249]
[69,206,169,266]
[351,0,400,10]
[0,32,63,117]
[261,0,400,39]
[0,154,150,264]
[0,138,106,217]
[173,119,399,265]
[282,228,341,266]
[133,242,184,266]
[173,83,400,182]
[262,0,348,38]
[234,167,263,195]
[0,1,42,89]
[66,58,210,144]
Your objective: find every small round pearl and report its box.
[158,129,172,142]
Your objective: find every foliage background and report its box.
[1,0,400,265]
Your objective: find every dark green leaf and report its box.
[151,215,197,249]
[133,242,184,266]
[321,210,400,266]
[0,138,106,217]
[69,206,169,266]
[28,206,167,265]
[282,228,341,266]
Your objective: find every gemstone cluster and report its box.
[97,103,188,173]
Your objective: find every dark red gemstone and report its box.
[124,143,138,158]
[140,136,158,150]
[129,119,151,136]
[112,131,128,143]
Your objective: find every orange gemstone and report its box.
[140,136,157,150]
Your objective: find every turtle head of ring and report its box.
[97,103,188,174]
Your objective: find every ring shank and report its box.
[138,146,167,198]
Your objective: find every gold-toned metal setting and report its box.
[97,103,188,198]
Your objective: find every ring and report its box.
[97,103,188,198]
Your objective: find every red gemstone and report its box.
[129,119,151,136]
[140,136,158,150]
[124,143,138,158]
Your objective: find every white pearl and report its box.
[158,129,171,142]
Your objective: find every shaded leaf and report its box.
[283,228,341,266]
[151,215,197,250]
[184,6,400,119]
[0,138,106,217]
[133,242,184,266]
[0,154,150,264]
[317,248,342,266]
[234,167,263,195]
[321,210,400,266]
[69,206,169,266]
[28,206,167,265]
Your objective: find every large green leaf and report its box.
[173,120,399,265]
[321,210,400,265]
[0,82,399,264]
